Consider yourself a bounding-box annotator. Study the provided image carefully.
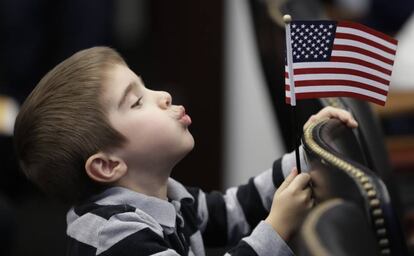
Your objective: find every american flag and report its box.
[285,20,398,106]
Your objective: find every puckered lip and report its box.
[176,105,192,126]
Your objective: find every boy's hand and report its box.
[303,106,358,131]
[265,168,313,241]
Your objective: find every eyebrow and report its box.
[118,81,137,109]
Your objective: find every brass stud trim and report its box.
[379,238,389,247]
[373,208,383,217]
[370,199,380,207]
[303,119,390,254]
[375,218,385,227]
[377,228,387,236]
[367,190,377,198]
[381,248,391,255]
[364,183,374,190]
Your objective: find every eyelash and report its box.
[131,97,143,108]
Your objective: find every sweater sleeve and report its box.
[186,149,307,252]
[226,221,293,256]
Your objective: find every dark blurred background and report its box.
[0,0,413,255]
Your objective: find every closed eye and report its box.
[131,96,143,108]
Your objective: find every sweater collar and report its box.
[91,178,193,228]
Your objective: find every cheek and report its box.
[110,109,194,165]
[120,114,189,155]
[124,115,172,143]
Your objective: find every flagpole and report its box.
[291,104,302,174]
[284,14,302,173]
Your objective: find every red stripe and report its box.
[330,56,392,75]
[285,97,291,105]
[293,67,390,85]
[294,79,388,95]
[338,21,398,45]
[332,45,394,66]
[285,71,289,78]
[285,84,290,91]
[285,91,386,105]
[335,33,396,55]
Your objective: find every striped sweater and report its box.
[66,150,305,255]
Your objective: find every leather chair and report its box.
[296,118,408,255]
[318,97,393,180]
[298,199,378,256]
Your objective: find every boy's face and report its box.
[102,64,194,170]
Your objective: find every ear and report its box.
[85,152,127,183]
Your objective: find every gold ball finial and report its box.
[283,14,292,24]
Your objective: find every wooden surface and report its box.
[372,91,414,116]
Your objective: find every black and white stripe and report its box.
[67,152,299,255]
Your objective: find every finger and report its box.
[343,115,358,128]
[328,108,358,128]
[300,189,314,210]
[278,167,298,191]
[303,115,318,130]
[287,173,310,191]
[288,173,311,191]
[302,187,312,202]
[307,198,315,209]
[320,106,346,120]
[318,107,359,128]
[303,106,343,130]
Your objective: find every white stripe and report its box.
[285,85,387,101]
[285,22,296,105]
[285,73,389,91]
[67,213,107,248]
[281,146,309,177]
[334,38,395,61]
[66,208,79,226]
[189,231,206,256]
[336,26,397,51]
[97,211,163,254]
[253,168,276,210]
[151,249,180,255]
[292,61,391,80]
[197,191,209,233]
[332,49,393,70]
[223,187,250,244]
[243,221,293,256]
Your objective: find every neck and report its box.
[116,167,171,200]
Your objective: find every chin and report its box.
[177,135,195,160]
[167,133,194,166]
[172,148,192,168]
[183,135,195,153]
[189,134,195,148]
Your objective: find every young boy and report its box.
[14,46,358,255]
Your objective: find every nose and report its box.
[158,91,172,109]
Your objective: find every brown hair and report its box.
[14,46,127,204]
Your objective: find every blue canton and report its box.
[290,21,337,63]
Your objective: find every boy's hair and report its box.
[14,46,127,204]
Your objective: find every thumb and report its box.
[278,167,298,192]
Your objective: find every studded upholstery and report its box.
[297,118,408,256]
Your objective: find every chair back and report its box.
[299,118,407,255]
